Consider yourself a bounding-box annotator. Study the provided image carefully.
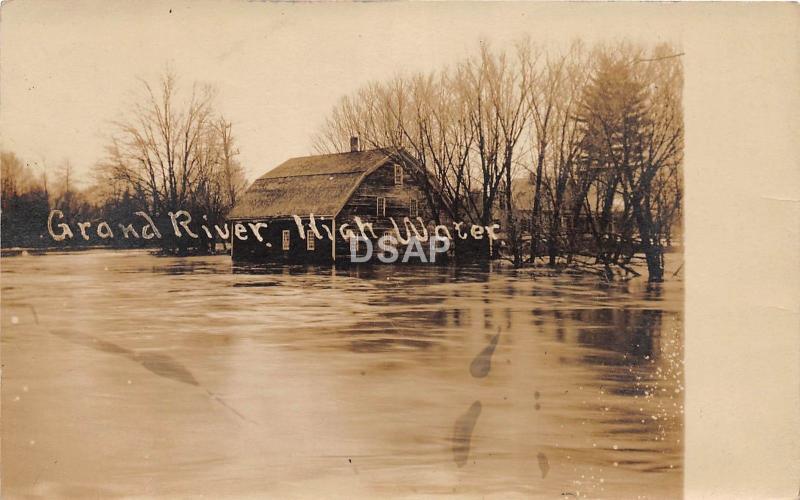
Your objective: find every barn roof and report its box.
[228,148,399,219]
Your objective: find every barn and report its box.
[227,140,455,263]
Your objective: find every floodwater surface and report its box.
[1,250,683,499]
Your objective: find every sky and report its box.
[0,0,682,186]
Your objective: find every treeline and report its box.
[314,41,683,281]
[1,151,166,251]
[1,71,248,255]
[1,152,53,248]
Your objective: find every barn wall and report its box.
[335,162,454,264]
[231,217,334,264]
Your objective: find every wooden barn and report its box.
[228,140,454,264]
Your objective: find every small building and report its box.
[228,141,452,263]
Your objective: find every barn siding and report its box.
[335,162,451,264]
[231,217,334,263]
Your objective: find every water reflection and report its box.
[1,250,683,498]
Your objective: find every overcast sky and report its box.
[0,1,682,185]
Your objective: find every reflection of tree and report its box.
[577,308,663,364]
[342,306,451,353]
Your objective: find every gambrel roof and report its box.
[229,148,405,219]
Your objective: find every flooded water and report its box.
[1,250,683,499]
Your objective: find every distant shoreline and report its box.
[1,246,147,257]
[0,246,231,258]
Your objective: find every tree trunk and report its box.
[643,240,664,282]
[633,200,664,282]
[548,207,560,267]
[529,149,545,262]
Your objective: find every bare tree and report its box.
[216,117,248,212]
[314,72,477,224]
[95,70,246,253]
[314,43,533,265]
[1,151,51,248]
[577,43,683,281]
[97,70,215,216]
[314,40,683,278]
[470,43,532,266]
[524,41,589,265]
[1,151,36,199]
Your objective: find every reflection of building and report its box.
[228,139,452,263]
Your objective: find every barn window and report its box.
[282,230,290,250]
[306,230,315,251]
[394,164,404,186]
[410,199,419,218]
[376,197,386,216]
[383,230,396,247]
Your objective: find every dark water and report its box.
[1,250,683,499]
